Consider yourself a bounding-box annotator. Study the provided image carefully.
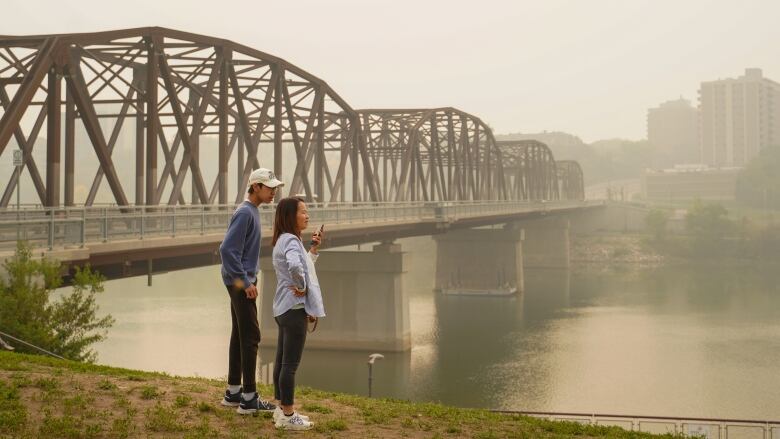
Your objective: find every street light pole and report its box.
[16,172,20,241]
[367,353,384,398]
[13,149,22,241]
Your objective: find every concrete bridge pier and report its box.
[259,242,410,352]
[433,226,524,294]
[518,216,570,268]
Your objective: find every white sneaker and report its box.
[273,407,309,424]
[275,412,314,430]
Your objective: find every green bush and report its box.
[645,209,669,242]
[685,201,735,257]
[736,146,780,209]
[0,241,114,362]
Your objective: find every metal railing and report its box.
[0,200,599,252]
[499,410,780,438]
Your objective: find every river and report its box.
[89,236,780,419]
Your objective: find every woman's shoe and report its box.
[273,407,309,424]
[275,412,314,430]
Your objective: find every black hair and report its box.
[248,182,271,194]
[272,197,305,246]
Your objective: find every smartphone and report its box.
[310,224,325,246]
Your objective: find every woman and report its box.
[270,197,325,430]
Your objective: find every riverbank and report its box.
[571,234,664,266]
[571,232,780,268]
[0,351,679,438]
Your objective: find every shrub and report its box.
[0,241,114,362]
[645,208,669,242]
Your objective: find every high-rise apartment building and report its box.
[698,68,780,167]
[647,97,699,167]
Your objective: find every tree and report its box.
[645,208,670,242]
[0,241,114,362]
[685,200,734,256]
[736,146,780,209]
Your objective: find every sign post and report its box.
[13,149,22,240]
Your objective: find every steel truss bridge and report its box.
[0,27,584,208]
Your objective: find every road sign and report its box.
[12,150,22,167]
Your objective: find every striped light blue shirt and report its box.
[272,233,325,318]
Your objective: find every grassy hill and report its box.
[0,351,680,438]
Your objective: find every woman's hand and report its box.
[310,229,324,254]
[307,315,317,323]
[289,286,307,297]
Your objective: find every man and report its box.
[219,168,283,414]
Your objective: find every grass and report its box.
[0,380,26,435]
[145,403,185,432]
[175,394,193,407]
[139,385,160,400]
[0,350,685,438]
[33,376,59,391]
[97,379,117,391]
[315,417,348,433]
[302,402,333,414]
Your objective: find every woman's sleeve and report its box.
[308,251,319,264]
[284,238,307,291]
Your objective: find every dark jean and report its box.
[226,283,260,394]
[273,308,308,406]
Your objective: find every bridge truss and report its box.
[358,108,505,201]
[0,27,378,207]
[498,140,559,202]
[555,160,584,201]
[0,28,582,207]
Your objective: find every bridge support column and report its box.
[433,227,524,294]
[519,217,570,268]
[259,242,410,351]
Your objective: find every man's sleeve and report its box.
[219,211,252,289]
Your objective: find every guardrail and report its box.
[499,410,780,438]
[0,200,599,252]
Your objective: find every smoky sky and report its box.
[5,0,779,142]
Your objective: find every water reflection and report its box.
[259,348,412,400]
[89,237,780,419]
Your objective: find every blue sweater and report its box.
[220,201,260,289]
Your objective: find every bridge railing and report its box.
[501,411,780,438]
[0,200,599,252]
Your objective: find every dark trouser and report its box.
[273,308,308,406]
[226,284,260,394]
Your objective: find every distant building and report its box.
[647,97,699,167]
[698,68,780,167]
[641,165,740,202]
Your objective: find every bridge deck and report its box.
[1,201,602,278]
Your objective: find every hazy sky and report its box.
[5,0,780,142]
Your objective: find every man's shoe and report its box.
[220,388,242,407]
[275,412,314,430]
[237,393,277,415]
[273,406,309,424]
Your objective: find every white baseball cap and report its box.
[247,168,284,189]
